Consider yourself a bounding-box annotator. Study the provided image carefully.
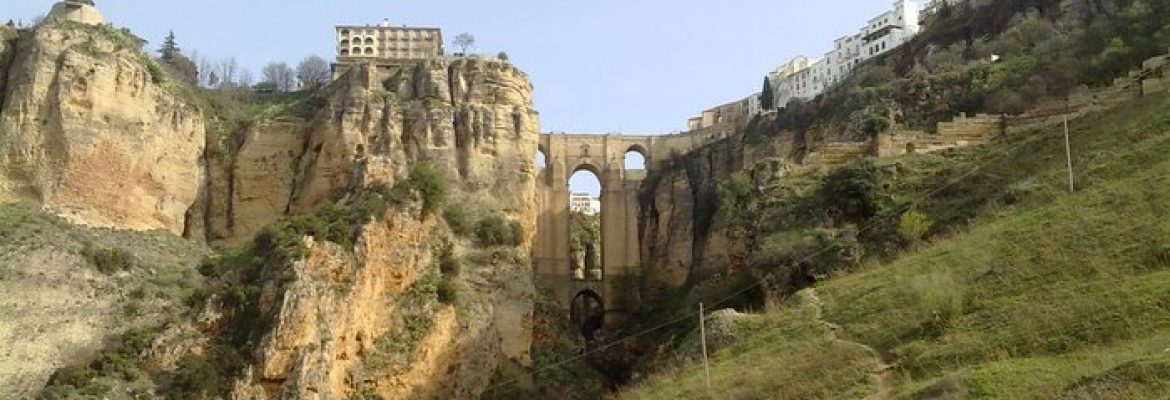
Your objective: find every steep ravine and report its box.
[0,19,549,399]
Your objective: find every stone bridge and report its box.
[533,130,723,333]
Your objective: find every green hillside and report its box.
[619,93,1170,399]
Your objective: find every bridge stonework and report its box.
[534,130,721,329]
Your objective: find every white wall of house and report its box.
[765,0,921,110]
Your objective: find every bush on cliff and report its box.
[474,216,525,247]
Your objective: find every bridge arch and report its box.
[570,289,605,340]
[533,132,711,327]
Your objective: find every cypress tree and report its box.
[760,76,775,110]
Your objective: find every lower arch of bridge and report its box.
[534,134,655,328]
[570,290,605,340]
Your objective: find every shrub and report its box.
[408,163,447,216]
[474,216,522,247]
[509,220,526,245]
[81,244,136,274]
[865,113,892,135]
[897,210,934,245]
[436,279,458,304]
[443,205,473,237]
[435,238,461,276]
[818,158,884,223]
[158,354,225,400]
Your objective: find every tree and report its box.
[453,33,475,55]
[262,62,295,92]
[760,76,775,110]
[159,31,179,62]
[215,57,241,89]
[296,56,330,89]
[156,31,197,86]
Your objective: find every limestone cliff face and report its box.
[205,59,541,399]
[638,119,795,294]
[222,212,535,399]
[0,22,205,235]
[197,58,540,246]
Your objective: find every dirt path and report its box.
[800,288,896,400]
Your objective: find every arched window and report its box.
[340,29,350,36]
[352,47,362,55]
[364,37,374,45]
[568,169,602,281]
[339,39,349,47]
[624,148,647,171]
[364,47,375,55]
[340,49,350,56]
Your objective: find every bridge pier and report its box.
[533,131,716,333]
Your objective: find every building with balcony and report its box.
[335,19,444,61]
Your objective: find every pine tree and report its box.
[160,31,179,63]
[760,76,775,111]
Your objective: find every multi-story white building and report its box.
[765,0,921,108]
[569,193,601,216]
[336,19,444,61]
[768,56,820,107]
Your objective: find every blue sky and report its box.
[4,0,899,196]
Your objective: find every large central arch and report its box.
[533,131,719,326]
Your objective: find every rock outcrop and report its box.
[195,58,540,246]
[638,118,795,294]
[205,59,542,398]
[0,21,205,235]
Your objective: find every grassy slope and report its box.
[619,93,1170,399]
[0,203,207,398]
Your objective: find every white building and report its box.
[569,193,601,216]
[765,0,921,108]
[768,56,820,108]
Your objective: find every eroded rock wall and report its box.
[213,59,541,399]
[0,22,205,235]
[201,58,540,246]
[638,119,795,295]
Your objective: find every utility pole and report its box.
[1064,99,1075,193]
[699,302,711,391]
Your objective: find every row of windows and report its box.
[338,48,434,58]
[339,28,437,36]
[338,32,436,41]
[339,47,376,56]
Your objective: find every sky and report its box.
[3,0,900,197]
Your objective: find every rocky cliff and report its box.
[0,17,543,399]
[637,118,795,294]
[0,21,205,235]
[185,59,542,398]
[213,213,535,399]
[194,58,540,246]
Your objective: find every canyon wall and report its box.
[0,22,205,235]
[637,118,797,295]
[0,19,542,399]
[195,58,540,247]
